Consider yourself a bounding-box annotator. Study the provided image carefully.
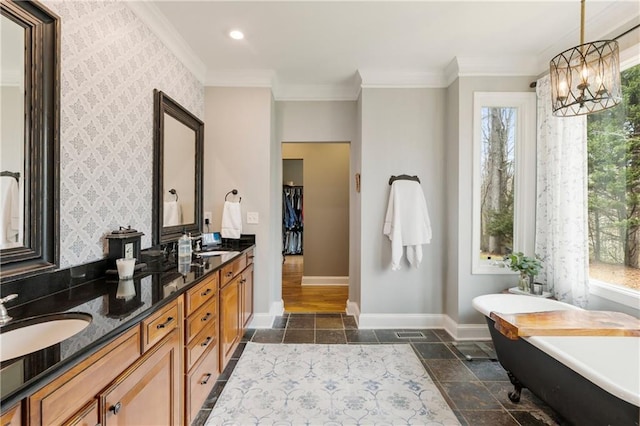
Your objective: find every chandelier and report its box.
[549,0,621,117]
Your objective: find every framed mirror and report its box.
[152,90,203,245]
[0,1,59,283]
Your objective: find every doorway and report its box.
[281,143,350,313]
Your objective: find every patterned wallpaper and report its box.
[42,1,204,268]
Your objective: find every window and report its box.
[472,92,536,273]
[587,63,640,296]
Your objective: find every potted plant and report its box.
[505,252,542,292]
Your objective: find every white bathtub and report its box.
[473,294,640,426]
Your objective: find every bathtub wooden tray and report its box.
[490,310,640,340]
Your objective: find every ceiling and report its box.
[130,1,640,100]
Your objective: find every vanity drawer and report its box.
[220,255,247,287]
[186,296,217,343]
[186,325,217,371]
[185,273,218,316]
[142,299,180,352]
[186,345,219,426]
[246,248,254,266]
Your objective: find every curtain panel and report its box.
[534,75,589,307]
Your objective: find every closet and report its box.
[282,185,303,255]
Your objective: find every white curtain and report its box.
[534,75,589,307]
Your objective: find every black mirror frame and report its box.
[0,0,60,283]
[152,90,204,245]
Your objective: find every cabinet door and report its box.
[0,402,20,426]
[241,264,254,328]
[219,277,240,369]
[100,329,181,426]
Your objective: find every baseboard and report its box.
[443,315,491,341]
[301,276,349,286]
[357,313,444,329]
[248,299,285,329]
[346,300,360,326]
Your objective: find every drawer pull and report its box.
[200,373,212,385]
[110,402,122,415]
[225,271,233,278]
[156,316,174,329]
[201,288,212,297]
[201,336,212,347]
[240,278,246,284]
[201,312,212,322]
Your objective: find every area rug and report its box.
[205,343,460,425]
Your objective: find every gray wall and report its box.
[448,76,537,324]
[359,88,446,315]
[204,87,274,318]
[282,143,350,277]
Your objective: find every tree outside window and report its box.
[587,63,640,291]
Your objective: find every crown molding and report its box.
[273,83,360,101]
[206,69,277,88]
[126,2,207,84]
[358,69,447,88]
[444,56,540,87]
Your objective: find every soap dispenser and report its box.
[178,230,192,264]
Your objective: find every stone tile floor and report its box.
[192,313,566,426]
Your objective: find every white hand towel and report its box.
[221,201,242,239]
[383,180,432,270]
[163,201,182,227]
[0,177,20,244]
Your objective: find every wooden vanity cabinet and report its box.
[27,297,184,426]
[184,272,219,425]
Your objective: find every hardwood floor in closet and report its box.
[282,255,348,312]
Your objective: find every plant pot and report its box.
[518,272,531,292]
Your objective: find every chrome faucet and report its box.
[0,294,18,326]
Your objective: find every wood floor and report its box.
[282,255,348,313]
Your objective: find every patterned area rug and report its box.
[206,343,460,425]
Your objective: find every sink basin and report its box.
[0,312,92,362]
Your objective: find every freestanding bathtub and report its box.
[473,294,639,426]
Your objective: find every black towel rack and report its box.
[168,188,178,201]
[1,171,20,182]
[389,174,420,185]
[225,189,241,202]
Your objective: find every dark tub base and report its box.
[486,318,639,426]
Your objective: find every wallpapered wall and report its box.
[43,1,204,268]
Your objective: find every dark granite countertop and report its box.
[0,245,253,409]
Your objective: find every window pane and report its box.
[480,107,516,263]
[587,63,640,292]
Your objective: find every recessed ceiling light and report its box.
[229,30,244,40]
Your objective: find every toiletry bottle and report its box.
[178,230,192,264]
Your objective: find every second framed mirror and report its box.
[152,90,203,245]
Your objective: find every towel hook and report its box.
[168,188,178,201]
[225,189,241,202]
[389,174,420,185]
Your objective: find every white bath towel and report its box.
[221,201,242,239]
[383,180,432,270]
[0,176,20,244]
[163,201,182,227]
